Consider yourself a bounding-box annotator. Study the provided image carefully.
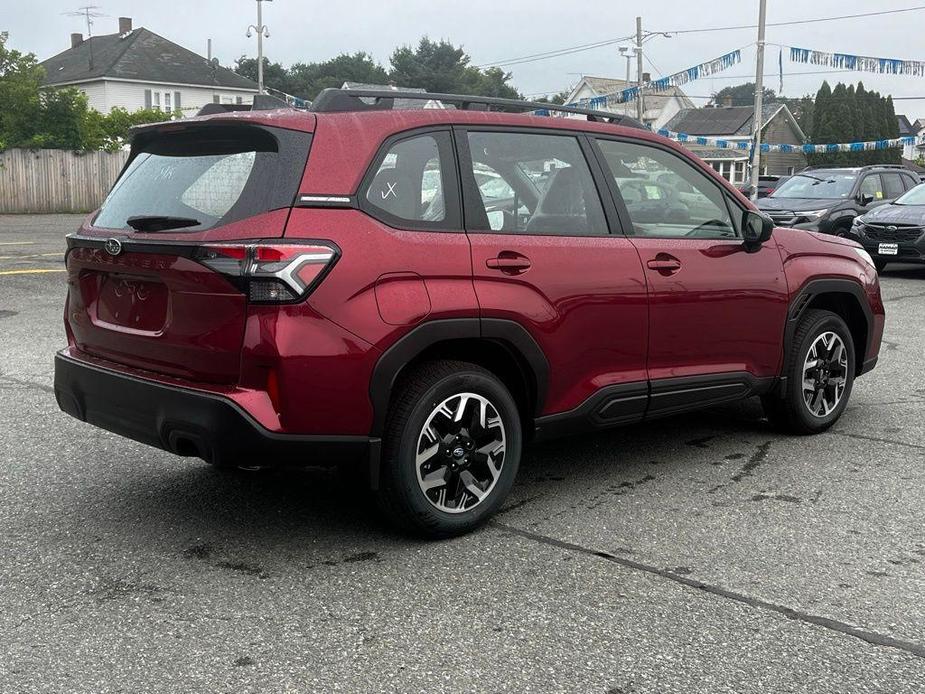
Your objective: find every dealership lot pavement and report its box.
[1,214,924,693]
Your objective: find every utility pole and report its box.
[749,0,768,200]
[635,16,645,122]
[247,0,272,94]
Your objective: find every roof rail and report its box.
[310,88,646,129]
[801,163,908,172]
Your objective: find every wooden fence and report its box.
[0,148,129,214]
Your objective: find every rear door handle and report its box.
[486,252,532,274]
[646,255,681,275]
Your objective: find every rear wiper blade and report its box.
[126,215,201,232]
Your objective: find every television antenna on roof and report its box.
[62,6,107,37]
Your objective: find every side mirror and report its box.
[743,210,774,249]
[858,193,874,207]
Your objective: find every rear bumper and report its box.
[54,351,374,468]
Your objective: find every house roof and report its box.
[665,103,806,141]
[564,75,695,119]
[896,114,917,136]
[40,28,257,91]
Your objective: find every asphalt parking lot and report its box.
[1,214,924,693]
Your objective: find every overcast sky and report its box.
[5,0,925,118]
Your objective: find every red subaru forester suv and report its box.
[55,90,884,537]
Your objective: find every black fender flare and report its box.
[368,318,549,438]
[781,278,874,386]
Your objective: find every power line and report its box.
[654,5,925,35]
[478,5,925,70]
[476,34,635,69]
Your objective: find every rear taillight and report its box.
[194,242,338,304]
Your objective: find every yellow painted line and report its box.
[0,253,62,260]
[0,268,68,276]
[0,241,35,246]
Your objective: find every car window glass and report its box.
[860,174,884,200]
[465,131,608,235]
[366,134,446,223]
[772,172,855,199]
[882,173,905,199]
[596,139,739,239]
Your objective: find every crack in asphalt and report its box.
[492,521,925,661]
[831,431,925,451]
[883,290,925,303]
[0,373,55,395]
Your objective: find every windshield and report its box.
[771,172,856,199]
[895,183,925,205]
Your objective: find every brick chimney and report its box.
[118,17,133,34]
[70,33,83,48]
[722,95,733,108]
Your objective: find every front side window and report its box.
[596,139,739,239]
[464,131,607,235]
[364,133,450,225]
[860,174,885,201]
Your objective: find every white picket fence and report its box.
[0,148,128,214]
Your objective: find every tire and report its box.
[874,259,889,273]
[377,360,522,538]
[762,309,856,434]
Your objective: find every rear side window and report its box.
[361,131,460,230]
[882,173,906,199]
[463,131,608,235]
[94,125,310,232]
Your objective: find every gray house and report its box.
[664,103,807,184]
[40,17,258,116]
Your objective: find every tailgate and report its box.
[64,121,313,384]
[66,237,249,384]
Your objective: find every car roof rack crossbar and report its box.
[310,88,646,129]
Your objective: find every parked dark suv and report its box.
[846,182,925,270]
[54,90,885,537]
[757,165,920,239]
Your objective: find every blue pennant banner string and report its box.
[655,128,919,154]
[789,46,925,77]
[559,49,742,110]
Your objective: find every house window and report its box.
[734,161,746,184]
[164,92,171,111]
[236,96,243,105]
[153,91,161,110]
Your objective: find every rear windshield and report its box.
[94,125,310,232]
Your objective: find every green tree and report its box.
[711,82,776,107]
[287,52,389,100]
[0,32,43,149]
[388,37,519,98]
[233,56,291,94]
[536,90,570,106]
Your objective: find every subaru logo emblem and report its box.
[104,238,123,256]
[452,446,465,459]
